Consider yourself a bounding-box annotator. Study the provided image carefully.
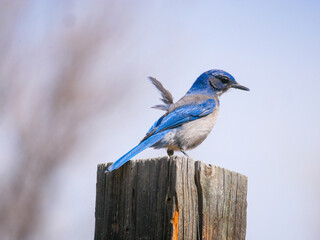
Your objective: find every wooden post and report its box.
[94,156,247,240]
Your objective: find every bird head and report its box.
[206,69,249,95]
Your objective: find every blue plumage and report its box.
[152,99,216,134]
[106,69,249,172]
[106,130,171,172]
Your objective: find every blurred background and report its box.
[0,0,319,239]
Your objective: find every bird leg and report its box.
[180,149,189,157]
[167,149,174,156]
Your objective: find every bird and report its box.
[106,69,249,172]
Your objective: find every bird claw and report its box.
[180,149,189,157]
[167,149,174,156]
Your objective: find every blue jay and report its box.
[106,69,249,172]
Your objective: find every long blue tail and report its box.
[106,131,168,173]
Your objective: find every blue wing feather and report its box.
[154,99,216,133]
[146,115,165,135]
[142,99,216,141]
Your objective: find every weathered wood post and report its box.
[94,156,247,240]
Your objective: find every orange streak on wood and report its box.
[171,209,179,240]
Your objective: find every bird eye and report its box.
[218,76,229,84]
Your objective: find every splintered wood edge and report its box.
[98,156,248,180]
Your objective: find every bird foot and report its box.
[167,149,174,156]
[180,149,189,157]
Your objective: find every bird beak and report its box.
[232,83,250,91]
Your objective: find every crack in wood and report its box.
[94,156,247,240]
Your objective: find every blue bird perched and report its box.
[106,69,249,172]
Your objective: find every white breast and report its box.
[177,107,219,150]
[152,100,220,151]
[159,107,219,151]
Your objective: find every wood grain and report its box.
[94,156,247,240]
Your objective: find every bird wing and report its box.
[142,98,216,141]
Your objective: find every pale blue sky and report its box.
[5,0,320,239]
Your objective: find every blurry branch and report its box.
[0,1,135,239]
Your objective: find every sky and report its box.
[3,0,320,239]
